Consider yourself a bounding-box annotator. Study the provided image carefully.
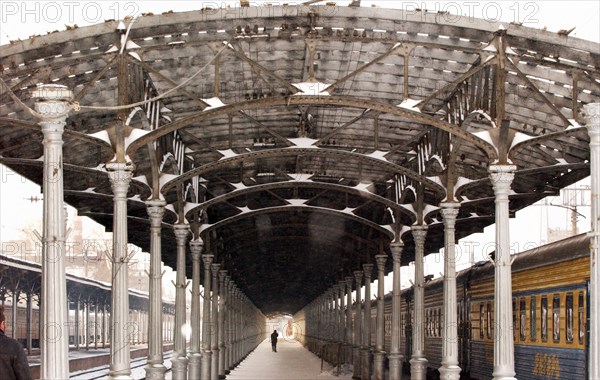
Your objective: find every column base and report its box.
[361,348,371,380]
[492,367,517,380]
[388,353,404,380]
[352,346,362,379]
[211,349,220,380]
[373,351,386,380]
[187,353,201,380]
[145,363,167,380]
[409,357,428,380]
[439,364,461,380]
[171,355,189,380]
[201,350,212,379]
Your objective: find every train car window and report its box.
[486,302,492,339]
[578,292,585,344]
[480,303,485,339]
[520,297,526,341]
[433,309,438,337]
[541,296,548,342]
[566,293,574,343]
[530,296,536,341]
[401,312,405,337]
[513,298,517,341]
[552,293,560,343]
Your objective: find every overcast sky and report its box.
[1,1,598,284]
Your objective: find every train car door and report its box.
[585,280,590,379]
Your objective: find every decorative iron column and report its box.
[26,293,33,355]
[352,270,363,379]
[226,279,234,371]
[145,200,167,379]
[362,264,373,380]
[345,276,354,364]
[106,161,134,380]
[338,280,346,360]
[33,84,72,380]
[188,239,204,380]
[388,241,404,380]
[439,202,461,380]
[103,303,108,348]
[201,254,214,380]
[172,224,190,380]
[75,298,80,350]
[211,263,221,380]
[585,102,600,380]
[489,166,517,380]
[410,225,428,380]
[218,269,227,379]
[373,254,387,380]
[94,302,99,350]
[85,300,90,350]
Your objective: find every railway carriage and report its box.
[468,234,589,379]
[372,233,590,379]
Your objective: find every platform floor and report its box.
[225,339,353,380]
[164,339,353,379]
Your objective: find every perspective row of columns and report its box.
[299,150,600,380]
[33,83,600,380]
[33,85,266,380]
[147,222,266,380]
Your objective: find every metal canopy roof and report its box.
[1,4,599,316]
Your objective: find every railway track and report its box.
[70,351,173,379]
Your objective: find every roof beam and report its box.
[162,146,445,199]
[126,95,498,161]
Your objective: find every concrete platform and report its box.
[225,339,353,380]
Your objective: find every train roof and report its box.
[388,233,591,298]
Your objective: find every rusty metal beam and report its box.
[126,95,498,161]
[324,43,413,93]
[185,180,416,223]
[161,146,445,199]
[130,58,210,109]
[200,205,395,240]
[227,41,299,94]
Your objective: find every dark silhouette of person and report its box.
[0,306,33,380]
[271,329,279,352]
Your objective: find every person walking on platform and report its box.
[271,329,279,352]
[0,306,32,380]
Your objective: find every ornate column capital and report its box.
[440,202,460,224]
[390,242,404,263]
[173,224,190,244]
[345,276,354,290]
[211,263,221,277]
[219,270,228,281]
[375,254,388,272]
[202,254,214,267]
[189,239,204,261]
[362,264,374,280]
[488,165,516,195]
[106,162,134,198]
[338,281,346,295]
[33,84,73,126]
[411,225,428,247]
[584,103,600,127]
[146,200,166,227]
[353,270,364,284]
[330,284,339,295]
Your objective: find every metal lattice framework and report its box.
[1,5,599,315]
